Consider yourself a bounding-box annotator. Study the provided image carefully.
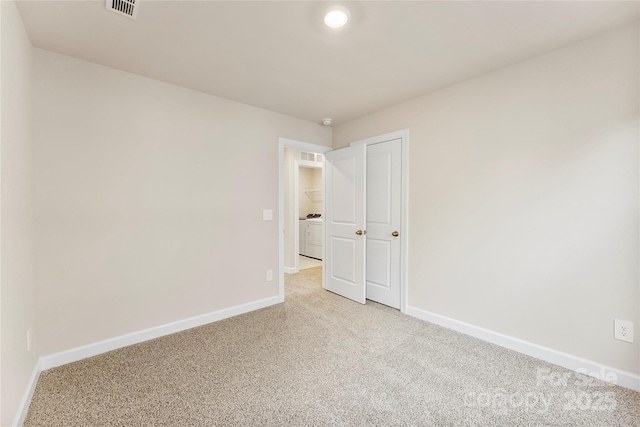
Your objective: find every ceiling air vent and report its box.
[106,0,138,20]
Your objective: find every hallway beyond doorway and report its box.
[299,255,322,271]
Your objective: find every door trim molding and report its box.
[278,138,332,302]
[293,159,300,273]
[350,129,409,313]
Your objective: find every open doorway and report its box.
[293,153,324,271]
[278,138,332,302]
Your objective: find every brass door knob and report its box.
[392,231,399,237]
[355,230,363,235]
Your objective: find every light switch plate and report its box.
[263,209,273,221]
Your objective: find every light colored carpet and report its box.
[25,267,640,426]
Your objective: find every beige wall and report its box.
[311,167,323,215]
[298,167,311,217]
[334,24,640,374]
[32,49,331,356]
[311,166,322,193]
[0,1,38,425]
[298,167,322,218]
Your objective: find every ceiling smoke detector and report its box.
[322,118,333,126]
[106,0,138,20]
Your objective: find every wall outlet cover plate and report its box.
[614,319,634,343]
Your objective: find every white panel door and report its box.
[324,144,366,304]
[365,139,402,309]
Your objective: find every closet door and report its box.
[365,139,402,309]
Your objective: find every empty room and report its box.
[1,1,639,425]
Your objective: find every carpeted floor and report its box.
[25,267,640,426]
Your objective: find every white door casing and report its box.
[324,144,367,304]
[365,139,402,309]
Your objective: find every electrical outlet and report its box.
[614,319,634,343]
[266,269,273,282]
[27,328,32,352]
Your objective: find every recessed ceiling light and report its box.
[324,6,350,29]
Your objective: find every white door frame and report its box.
[350,129,409,314]
[278,138,332,303]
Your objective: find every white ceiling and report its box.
[16,1,640,125]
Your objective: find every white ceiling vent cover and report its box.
[106,0,138,20]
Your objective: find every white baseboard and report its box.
[406,306,640,393]
[40,295,280,371]
[284,266,297,275]
[13,359,41,427]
